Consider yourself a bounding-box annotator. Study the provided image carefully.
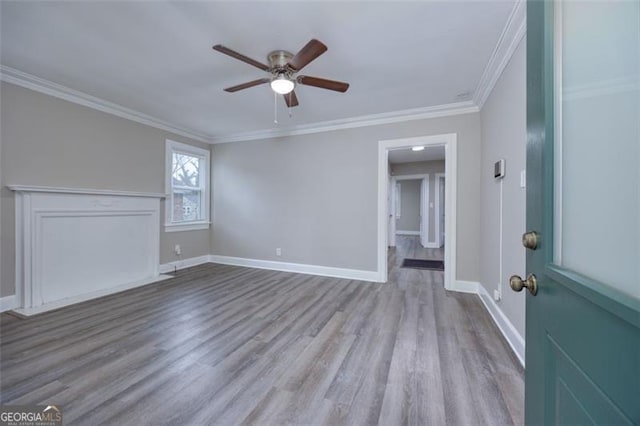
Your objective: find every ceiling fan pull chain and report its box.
[274,91,278,124]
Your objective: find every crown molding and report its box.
[210,102,479,144]
[1,0,525,146]
[6,19,530,147]
[0,65,212,143]
[473,0,526,109]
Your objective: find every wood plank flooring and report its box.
[0,236,523,425]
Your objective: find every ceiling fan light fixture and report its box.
[270,74,295,95]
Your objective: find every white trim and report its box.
[478,284,526,366]
[159,255,212,274]
[396,230,420,236]
[393,174,433,181]
[434,173,446,248]
[7,185,165,198]
[211,102,479,143]
[378,134,457,288]
[473,0,527,108]
[451,280,480,294]
[208,255,380,282]
[0,65,211,143]
[0,295,17,313]
[164,222,211,233]
[0,0,528,148]
[11,275,172,317]
[12,190,161,312]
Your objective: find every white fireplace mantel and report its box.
[9,185,169,316]
[7,185,166,198]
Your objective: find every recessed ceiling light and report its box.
[412,146,425,152]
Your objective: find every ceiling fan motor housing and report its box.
[268,50,295,78]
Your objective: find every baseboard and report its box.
[451,280,480,294]
[396,230,420,236]
[478,284,525,367]
[208,255,381,282]
[159,255,211,274]
[0,295,17,313]
[11,274,173,317]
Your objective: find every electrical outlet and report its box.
[174,244,181,256]
[493,289,502,302]
[276,248,282,256]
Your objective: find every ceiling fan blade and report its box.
[296,75,349,93]
[288,39,327,71]
[223,78,270,92]
[213,45,270,71]
[283,91,299,108]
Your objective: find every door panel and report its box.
[525,1,640,424]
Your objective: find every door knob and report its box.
[522,231,539,250]
[509,273,538,296]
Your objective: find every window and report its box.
[165,140,210,232]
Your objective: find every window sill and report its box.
[164,221,211,233]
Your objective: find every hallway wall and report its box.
[479,37,527,357]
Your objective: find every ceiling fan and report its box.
[212,39,349,108]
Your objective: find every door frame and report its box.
[434,173,446,248]
[388,177,398,247]
[377,133,457,289]
[391,174,430,245]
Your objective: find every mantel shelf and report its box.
[7,185,166,198]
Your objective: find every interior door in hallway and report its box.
[419,177,429,247]
[438,175,445,247]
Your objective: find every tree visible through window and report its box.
[166,140,210,230]
[172,153,201,222]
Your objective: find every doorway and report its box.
[377,133,457,289]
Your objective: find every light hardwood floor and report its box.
[0,236,523,425]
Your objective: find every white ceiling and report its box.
[389,146,446,164]
[0,1,516,142]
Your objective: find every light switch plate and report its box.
[520,170,526,188]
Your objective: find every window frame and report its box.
[165,139,210,232]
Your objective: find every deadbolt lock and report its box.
[522,231,539,250]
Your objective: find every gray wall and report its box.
[0,82,211,297]
[392,160,445,243]
[211,113,481,281]
[479,38,526,337]
[396,179,421,232]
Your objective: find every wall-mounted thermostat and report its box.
[494,159,505,179]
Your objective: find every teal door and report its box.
[524,0,639,424]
